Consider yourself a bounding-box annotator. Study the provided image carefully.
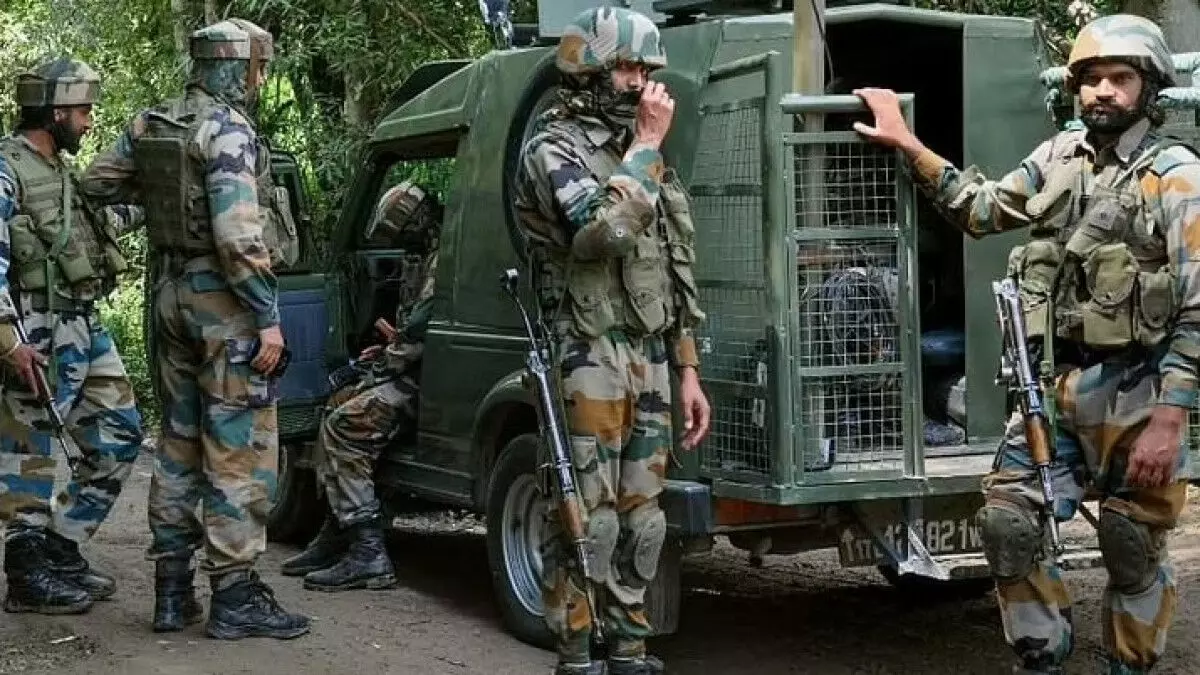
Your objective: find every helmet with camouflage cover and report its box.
[1066,14,1175,90]
[556,6,667,77]
[363,181,443,252]
[15,58,100,108]
[190,18,273,64]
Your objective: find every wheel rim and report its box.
[501,472,549,618]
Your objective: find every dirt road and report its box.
[1,452,1199,675]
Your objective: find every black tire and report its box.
[485,433,556,651]
[876,564,995,601]
[266,442,326,545]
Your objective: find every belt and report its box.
[1054,340,1151,371]
[157,251,220,278]
[23,291,96,315]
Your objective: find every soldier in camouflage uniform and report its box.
[0,58,144,616]
[857,14,1197,675]
[279,181,442,592]
[81,19,307,640]
[512,7,711,675]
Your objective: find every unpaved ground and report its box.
[1,452,1199,675]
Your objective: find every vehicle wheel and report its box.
[876,564,994,601]
[485,433,556,651]
[267,442,326,545]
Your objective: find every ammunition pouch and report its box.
[1006,240,1063,340]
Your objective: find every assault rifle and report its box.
[12,317,86,472]
[991,277,1062,561]
[499,268,605,644]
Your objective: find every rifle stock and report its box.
[991,278,1063,560]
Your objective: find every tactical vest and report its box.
[530,123,704,340]
[134,91,299,267]
[1008,130,1192,352]
[0,136,127,299]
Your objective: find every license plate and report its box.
[835,495,985,568]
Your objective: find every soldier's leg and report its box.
[304,377,414,591]
[606,336,671,675]
[1087,366,1190,674]
[39,313,142,600]
[146,279,207,631]
[977,371,1087,674]
[0,305,94,614]
[192,288,308,640]
[280,381,362,577]
[542,335,628,669]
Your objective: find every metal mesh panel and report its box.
[791,131,909,477]
[692,101,772,479]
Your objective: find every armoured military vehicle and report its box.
[182,0,1200,650]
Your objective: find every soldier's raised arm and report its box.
[854,87,1056,237]
[80,112,148,206]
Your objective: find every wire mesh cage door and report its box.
[689,51,790,487]
[781,93,923,485]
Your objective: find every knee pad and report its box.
[585,506,620,583]
[976,502,1042,582]
[1099,509,1161,595]
[616,502,667,587]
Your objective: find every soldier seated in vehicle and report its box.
[280,180,442,592]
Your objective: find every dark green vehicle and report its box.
[228,0,1200,650]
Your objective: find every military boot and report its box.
[302,517,397,592]
[153,556,204,632]
[607,655,666,675]
[553,662,605,675]
[206,570,310,640]
[2,530,92,615]
[42,529,116,601]
[280,512,349,576]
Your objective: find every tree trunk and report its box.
[204,0,220,24]
[170,0,194,69]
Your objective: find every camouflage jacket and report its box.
[80,85,280,329]
[910,118,1200,409]
[380,251,437,377]
[512,110,701,369]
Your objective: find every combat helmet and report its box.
[190,18,274,94]
[15,58,100,108]
[556,6,667,77]
[1066,14,1174,90]
[363,181,443,252]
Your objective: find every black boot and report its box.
[3,530,92,615]
[205,570,310,640]
[42,530,116,601]
[302,517,396,592]
[281,513,349,577]
[153,556,204,632]
[607,655,666,675]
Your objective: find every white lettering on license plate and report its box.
[838,518,984,567]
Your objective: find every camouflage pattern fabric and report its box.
[1067,14,1175,88]
[363,181,441,251]
[541,332,671,662]
[556,7,666,76]
[0,149,141,544]
[81,27,281,573]
[15,58,100,108]
[986,356,1189,673]
[0,298,142,542]
[144,257,278,572]
[909,69,1200,673]
[318,251,436,525]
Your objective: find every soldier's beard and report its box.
[50,120,83,156]
[1080,101,1143,134]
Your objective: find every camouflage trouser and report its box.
[318,374,417,526]
[0,299,142,541]
[982,355,1191,674]
[146,267,278,574]
[542,331,672,663]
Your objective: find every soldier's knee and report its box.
[1099,509,1162,595]
[586,506,620,576]
[976,502,1041,581]
[617,501,666,586]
